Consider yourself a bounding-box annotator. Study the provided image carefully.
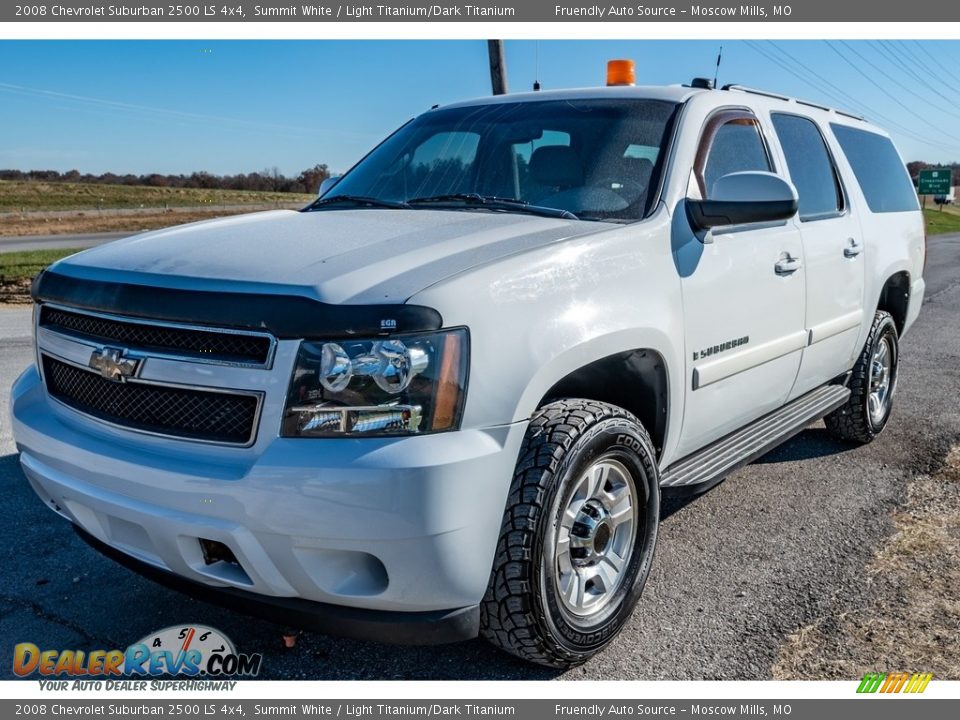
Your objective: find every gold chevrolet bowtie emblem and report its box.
[88,347,140,383]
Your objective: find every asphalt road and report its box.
[0,232,128,253]
[1,234,959,681]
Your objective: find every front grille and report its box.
[40,306,272,366]
[42,355,260,445]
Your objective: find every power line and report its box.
[840,41,960,122]
[876,40,960,103]
[741,41,960,157]
[912,41,956,79]
[746,42,853,109]
[887,41,945,86]
[825,42,960,150]
[876,41,931,86]
[766,43,869,110]
[0,82,323,138]
[761,42,960,152]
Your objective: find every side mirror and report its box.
[318,175,341,197]
[687,171,798,230]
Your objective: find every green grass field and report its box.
[0,180,313,213]
[0,248,83,282]
[924,207,960,235]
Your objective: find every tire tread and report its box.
[480,399,656,668]
[824,310,897,444]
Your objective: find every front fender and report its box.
[409,212,688,467]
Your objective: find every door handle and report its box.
[775,255,802,275]
[844,238,863,258]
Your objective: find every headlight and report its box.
[282,328,468,437]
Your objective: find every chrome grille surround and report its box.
[39,303,276,369]
[35,303,271,447]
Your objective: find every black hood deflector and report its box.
[32,269,443,339]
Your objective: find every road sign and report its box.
[918,169,952,195]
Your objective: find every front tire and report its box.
[480,399,660,668]
[825,310,899,444]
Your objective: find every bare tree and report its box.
[297,164,331,194]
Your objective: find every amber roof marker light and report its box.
[606,59,636,87]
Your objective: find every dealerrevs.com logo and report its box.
[13,624,262,686]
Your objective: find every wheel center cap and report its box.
[593,522,612,554]
[872,361,885,385]
[570,499,614,566]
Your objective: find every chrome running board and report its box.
[660,384,851,493]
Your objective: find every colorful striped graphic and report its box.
[857,672,933,694]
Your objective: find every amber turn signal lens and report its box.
[432,331,464,431]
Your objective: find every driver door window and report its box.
[697,113,772,198]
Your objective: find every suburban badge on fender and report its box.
[88,347,140,383]
[693,336,750,362]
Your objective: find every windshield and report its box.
[311,98,679,222]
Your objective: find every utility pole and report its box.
[487,40,508,95]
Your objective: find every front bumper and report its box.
[12,365,526,633]
[75,526,480,644]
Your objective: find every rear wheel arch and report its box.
[876,271,910,335]
[537,349,669,458]
[826,309,898,443]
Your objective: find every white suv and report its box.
[11,77,925,668]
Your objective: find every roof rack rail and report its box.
[795,98,831,112]
[834,108,866,121]
[720,84,865,121]
[721,84,790,101]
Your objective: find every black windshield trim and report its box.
[640,100,684,221]
[407,193,578,220]
[305,194,411,211]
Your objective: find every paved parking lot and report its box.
[2,234,958,680]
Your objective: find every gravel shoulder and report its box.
[774,446,960,679]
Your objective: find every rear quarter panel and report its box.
[825,116,925,346]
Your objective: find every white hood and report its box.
[53,208,613,305]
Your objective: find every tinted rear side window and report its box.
[830,124,919,213]
[772,114,843,221]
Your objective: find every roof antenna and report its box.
[713,45,723,89]
[533,41,541,91]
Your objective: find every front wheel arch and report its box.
[538,349,670,459]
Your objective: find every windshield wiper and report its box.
[306,194,410,211]
[406,193,578,220]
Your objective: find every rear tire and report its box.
[825,310,899,444]
[480,399,660,668]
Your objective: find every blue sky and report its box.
[1,40,959,176]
